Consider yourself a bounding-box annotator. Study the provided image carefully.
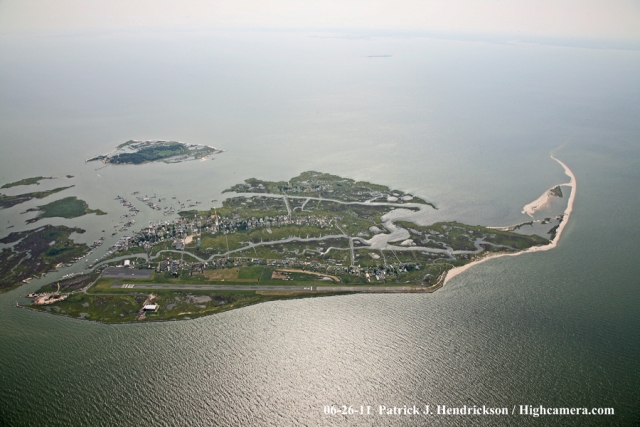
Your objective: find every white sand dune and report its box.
[445,154,576,284]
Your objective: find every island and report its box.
[24,196,106,224]
[1,176,54,188]
[0,186,74,210]
[0,225,92,292]
[23,170,566,322]
[87,140,224,165]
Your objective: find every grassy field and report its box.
[0,185,74,210]
[33,277,340,322]
[89,141,219,165]
[25,196,106,223]
[1,176,53,188]
[395,221,549,251]
[29,290,279,322]
[88,266,369,292]
[216,195,288,218]
[223,171,435,206]
[26,245,477,322]
[190,224,338,257]
[36,271,102,293]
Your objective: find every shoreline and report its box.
[444,154,576,284]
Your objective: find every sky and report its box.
[0,0,639,40]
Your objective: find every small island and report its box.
[549,185,563,198]
[24,170,565,322]
[1,176,54,188]
[24,196,106,224]
[87,140,224,165]
[0,186,74,210]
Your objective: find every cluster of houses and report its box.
[201,213,335,235]
[101,211,337,257]
[150,252,422,284]
[95,205,426,283]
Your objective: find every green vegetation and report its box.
[88,140,220,165]
[549,185,563,198]
[25,196,106,223]
[213,194,288,218]
[35,272,101,293]
[30,293,147,322]
[31,275,332,322]
[224,170,436,207]
[111,246,146,258]
[1,176,53,188]
[109,142,187,164]
[0,225,89,292]
[28,171,560,321]
[0,186,74,209]
[396,221,549,251]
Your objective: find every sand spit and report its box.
[445,155,576,284]
[522,190,553,217]
[523,182,564,217]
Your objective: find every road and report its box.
[111,283,431,293]
[283,195,292,216]
[335,223,355,266]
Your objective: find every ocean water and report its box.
[0,30,639,426]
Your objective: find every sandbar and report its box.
[445,154,576,284]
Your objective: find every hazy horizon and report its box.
[1,0,639,42]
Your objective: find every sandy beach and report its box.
[445,154,576,284]
[522,189,553,217]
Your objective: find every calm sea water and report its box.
[0,31,639,426]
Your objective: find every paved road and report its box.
[335,223,356,267]
[283,195,292,216]
[112,283,429,293]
